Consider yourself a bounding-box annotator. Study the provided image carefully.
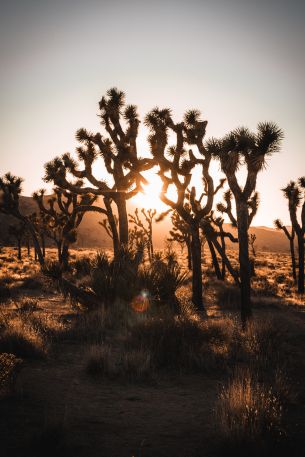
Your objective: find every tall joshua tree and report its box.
[0,173,45,265]
[144,108,225,311]
[33,188,97,268]
[274,218,297,284]
[209,123,283,326]
[281,178,305,293]
[44,88,153,248]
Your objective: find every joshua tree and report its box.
[144,107,225,311]
[200,215,240,286]
[0,173,45,265]
[281,178,305,293]
[8,222,25,260]
[168,210,192,270]
[44,88,154,249]
[249,233,257,257]
[209,123,283,325]
[98,197,120,257]
[274,218,297,284]
[33,188,97,268]
[129,208,156,260]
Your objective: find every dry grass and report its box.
[216,369,283,454]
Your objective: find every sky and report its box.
[0,0,304,227]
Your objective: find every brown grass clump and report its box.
[85,344,115,376]
[216,369,283,456]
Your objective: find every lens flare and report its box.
[131,289,150,313]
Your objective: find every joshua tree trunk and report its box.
[61,243,70,270]
[25,220,45,266]
[236,201,252,327]
[220,231,226,280]
[186,239,192,270]
[104,198,119,258]
[190,226,204,312]
[212,238,240,286]
[27,239,30,256]
[41,234,46,258]
[289,238,297,284]
[208,240,221,280]
[297,233,304,293]
[116,195,129,246]
[17,239,22,260]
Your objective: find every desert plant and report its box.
[0,173,45,265]
[145,107,225,311]
[44,88,154,250]
[8,222,26,260]
[129,207,156,260]
[274,219,296,283]
[209,123,283,326]
[281,179,305,293]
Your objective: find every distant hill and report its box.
[0,195,290,252]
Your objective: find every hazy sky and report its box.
[0,0,304,226]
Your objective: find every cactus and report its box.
[274,219,296,284]
[281,178,305,293]
[0,173,45,265]
[209,123,283,326]
[44,89,154,249]
[144,108,225,312]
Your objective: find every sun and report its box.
[132,171,177,212]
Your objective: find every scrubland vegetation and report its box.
[0,88,304,456]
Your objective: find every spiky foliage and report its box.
[44,88,154,248]
[32,188,97,268]
[0,173,45,265]
[209,122,283,326]
[281,178,305,292]
[145,107,225,311]
[129,208,156,260]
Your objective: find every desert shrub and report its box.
[0,352,22,395]
[41,260,63,281]
[85,344,115,376]
[253,276,278,297]
[15,298,39,314]
[275,273,286,284]
[0,327,46,359]
[72,256,92,277]
[125,315,232,372]
[216,369,283,456]
[119,349,153,381]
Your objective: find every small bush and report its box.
[85,344,115,376]
[216,369,283,455]
[0,327,47,359]
[120,349,153,381]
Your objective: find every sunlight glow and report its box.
[132,172,170,212]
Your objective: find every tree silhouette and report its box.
[129,208,156,260]
[168,210,192,270]
[0,173,45,265]
[274,218,296,284]
[98,197,120,257]
[8,222,26,260]
[144,107,225,311]
[209,123,283,326]
[281,178,305,293]
[33,188,97,268]
[44,88,153,249]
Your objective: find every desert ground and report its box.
[0,246,305,457]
